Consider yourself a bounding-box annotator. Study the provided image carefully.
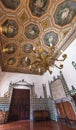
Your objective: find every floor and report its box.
[0,121,75,130]
[59,119,76,129]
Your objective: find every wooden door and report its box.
[63,101,76,120]
[56,101,76,121]
[56,102,66,119]
[8,88,30,122]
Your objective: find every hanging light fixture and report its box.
[26,45,67,74]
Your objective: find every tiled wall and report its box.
[0,97,9,124]
[47,98,57,121]
[0,97,9,111]
[33,98,48,111]
[31,84,57,121]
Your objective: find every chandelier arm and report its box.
[46,54,52,59]
[48,70,52,74]
[31,60,41,65]
[46,51,55,57]
[56,59,65,61]
[55,54,67,61]
[54,64,63,69]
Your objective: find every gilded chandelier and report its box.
[27,45,67,74]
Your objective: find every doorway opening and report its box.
[8,88,30,122]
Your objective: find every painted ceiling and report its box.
[0,0,76,75]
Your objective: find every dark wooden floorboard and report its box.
[0,121,75,130]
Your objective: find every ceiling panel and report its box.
[0,0,76,74]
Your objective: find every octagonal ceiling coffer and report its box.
[24,24,40,40]
[1,0,20,10]
[54,0,76,26]
[3,43,17,54]
[20,57,31,67]
[23,44,33,53]
[44,31,59,47]
[7,57,16,65]
[2,19,18,38]
[29,0,50,17]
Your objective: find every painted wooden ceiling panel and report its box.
[0,0,76,75]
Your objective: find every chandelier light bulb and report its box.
[49,66,52,71]
[50,43,53,47]
[60,50,64,54]
[38,68,41,73]
[33,46,35,51]
[25,57,28,62]
[29,65,31,70]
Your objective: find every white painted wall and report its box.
[42,39,76,97]
[0,71,44,97]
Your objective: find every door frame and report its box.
[8,79,34,120]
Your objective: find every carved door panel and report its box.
[56,102,66,118]
[63,101,76,120]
